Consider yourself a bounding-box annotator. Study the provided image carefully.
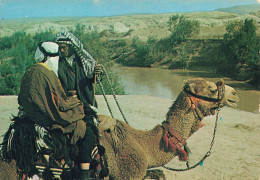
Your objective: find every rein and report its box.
[96,67,225,171]
[96,65,129,124]
[163,81,225,171]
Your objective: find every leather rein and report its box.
[162,81,225,171]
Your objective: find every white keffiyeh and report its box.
[34,42,59,76]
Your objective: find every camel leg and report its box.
[0,160,18,180]
[143,169,166,180]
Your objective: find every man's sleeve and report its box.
[30,72,84,127]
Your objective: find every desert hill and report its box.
[1,8,260,40]
[216,4,260,15]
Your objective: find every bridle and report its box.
[184,81,225,104]
[162,80,225,171]
[185,81,225,121]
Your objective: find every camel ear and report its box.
[184,81,196,94]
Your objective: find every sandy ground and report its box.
[0,95,259,180]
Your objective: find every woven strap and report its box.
[162,123,188,161]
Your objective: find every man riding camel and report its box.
[54,32,104,179]
[53,31,102,119]
[18,41,94,180]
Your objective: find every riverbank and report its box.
[114,66,260,113]
[0,95,259,179]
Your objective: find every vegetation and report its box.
[221,19,259,84]
[0,26,125,95]
[116,15,200,68]
[167,14,200,45]
[114,16,259,88]
[1,16,259,94]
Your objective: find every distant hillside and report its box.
[0,10,259,39]
[216,4,260,15]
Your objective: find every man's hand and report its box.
[94,64,102,75]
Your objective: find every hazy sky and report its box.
[0,0,259,19]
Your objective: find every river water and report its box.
[113,66,259,113]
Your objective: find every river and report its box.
[113,66,259,113]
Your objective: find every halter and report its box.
[185,81,225,121]
[184,81,225,103]
[163,80,225,171]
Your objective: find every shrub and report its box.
[168,14,200,45]
[0,28,125,95]
[222,19,259,84]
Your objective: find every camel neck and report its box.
[165,91,204,139]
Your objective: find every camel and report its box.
[0,78,239,179]
[96,78,239,179]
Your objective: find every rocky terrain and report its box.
[1,9,260,40]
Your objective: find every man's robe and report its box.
[18,63,86,144]
[58,55,97,115]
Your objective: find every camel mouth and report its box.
[226,99,238,107]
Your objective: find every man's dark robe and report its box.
[58,55,97,116]
[18,63,86,144]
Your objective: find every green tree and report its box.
[0,28,125,95]
[167,14,200,45]
[129,36,151,67]
[222,19,259,83]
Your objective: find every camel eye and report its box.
[233,91,237,95]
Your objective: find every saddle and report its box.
[0,116,109,179]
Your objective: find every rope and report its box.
[96,76,114,118]
[97,65,129,124]
[96,66,223,171]
[163,108,221,171]
[163,81,224,172]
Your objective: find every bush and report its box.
[0,27,125,95]
[168,14,200,45]
[222,19,259,84]
[95,64,125,95]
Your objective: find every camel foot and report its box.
[143,169,166,180]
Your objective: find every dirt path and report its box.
[0,95,259,180]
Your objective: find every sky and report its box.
[0,0,259,19]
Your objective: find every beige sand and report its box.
[0,95,259,180]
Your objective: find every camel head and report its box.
[222,85,239,108]
[167,78,239,138]
[183,78,238,116]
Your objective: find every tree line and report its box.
[117,15,259,87]
[0,15,259,95]
[0,27,125,95]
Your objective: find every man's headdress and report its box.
[35,42,59,76]
[54,31,96,78]
[35,42,59,62]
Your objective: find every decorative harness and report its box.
[162,81,225,163]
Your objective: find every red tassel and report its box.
[168,140,177,152]
[163,129,188,161]
[177,148,188,161]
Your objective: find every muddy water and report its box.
[114,66,259,113]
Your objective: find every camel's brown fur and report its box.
[0,78,239,179]
[0,160,17,180]
[97,78,239,179]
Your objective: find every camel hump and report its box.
[97,115,117,132]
